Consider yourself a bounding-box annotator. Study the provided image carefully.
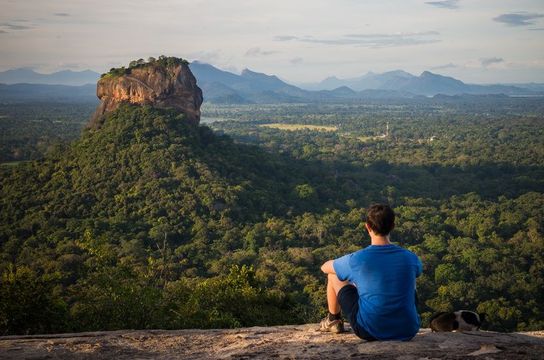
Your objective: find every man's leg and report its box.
[320,273,350,333]
[327,273,350,315]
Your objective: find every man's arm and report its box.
[324,253,352,281]
[321,260,336,274]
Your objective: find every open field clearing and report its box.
[259,123,338,132]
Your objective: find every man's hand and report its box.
[321,260,335,274]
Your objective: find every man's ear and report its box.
[365,222,372,234]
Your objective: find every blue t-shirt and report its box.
[333,244,422,341]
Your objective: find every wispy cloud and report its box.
[274,31,440,48]
[187,50,236,71]
[274,35,298,41]
[58,62,86,69]
[493,12,544,26]
[188,50,223,64]
[54,13,70,17]
[431,63,457,70]
[480,57,504,67]
[290,57,303,65]
[245,47,278,57]
[529,27,544,31]
[0,22,33,31]
[425,0,459,9]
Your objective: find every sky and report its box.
[0,0,543,84]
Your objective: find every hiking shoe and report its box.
[318,316,345,333]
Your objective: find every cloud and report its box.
[274,35,298,41]
[431,63,457,70]
[188,50,223,64]
[58,62,86,69]
[493,12,544,26]
[0,22,33,31]
[425,0,459,9]
[529,27,544,31]
[187,50,236,71]
[480,57,504,67]
[290,57,303,65]
[54,13,70,17]
[0,30,6,34]
[245,47,278,57]
[274,31,440,48]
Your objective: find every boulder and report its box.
[89,60,203,129]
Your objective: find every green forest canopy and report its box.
[1,98,543,335]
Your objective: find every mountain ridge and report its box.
[189,63,539,102]
[0,68,100,86]
[300,69,534,96]
[1,63,541,104]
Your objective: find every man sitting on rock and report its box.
[319,203,422,341]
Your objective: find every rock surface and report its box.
[89,62,203,129]
[1,325,543,359]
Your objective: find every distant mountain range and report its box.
[0,83,97,103]
[302,70,416,91]
[189,63,541,103]
[1,64,542,104]
[0,68,100,86]
[300,70,540,96]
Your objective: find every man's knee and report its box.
[328,273,350,294]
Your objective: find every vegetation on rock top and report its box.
[100,56,190,79]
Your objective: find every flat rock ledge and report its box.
[1,325,543,360]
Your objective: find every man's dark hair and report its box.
[366,203,395,235]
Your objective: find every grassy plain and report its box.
[259,123,338,132]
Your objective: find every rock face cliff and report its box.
[1,325,544,359]
[89,59,203,129]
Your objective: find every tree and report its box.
[0,265,67,334]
